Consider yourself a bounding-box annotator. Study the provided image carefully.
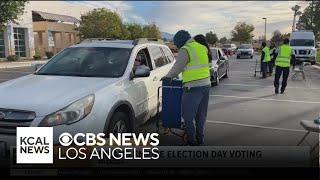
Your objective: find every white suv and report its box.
[0,38,174,149]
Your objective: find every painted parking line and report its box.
[210,94,320,104]
[221,83,320,90]
[206,120,307,133]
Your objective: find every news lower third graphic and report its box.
[12,127,312,168]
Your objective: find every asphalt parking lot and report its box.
[0,56,319,148]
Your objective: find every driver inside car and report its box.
[133,53,149,73]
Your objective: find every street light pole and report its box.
[291,5,301,31]
[262,18,267,42]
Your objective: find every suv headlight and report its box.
[39,94,95,127]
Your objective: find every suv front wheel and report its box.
[107,111,130,134]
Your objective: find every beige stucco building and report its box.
[0,3,35,59]
[0,4,80,60]
[32,11,80,56]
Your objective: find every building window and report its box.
[0,31,5,58]
[13,28,26,57]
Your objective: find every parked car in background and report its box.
[222,44,237,55]
[290,31,317,65]
[210,48,229,86]
[0,38,175,150]
[236,44,254,59]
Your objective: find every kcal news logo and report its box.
[16,127,53,164]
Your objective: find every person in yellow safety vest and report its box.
[161,30,212,146]
[273,38,294,94]
[261,42,271,78]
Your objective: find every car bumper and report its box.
[295,56,315,62]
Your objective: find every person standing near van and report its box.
[274,38,293,94]
[161,30,211,146]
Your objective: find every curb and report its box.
[0,60,47,69]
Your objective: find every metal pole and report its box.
[264,18,267,42]
[292,10,296,31]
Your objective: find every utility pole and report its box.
[262,18,267,42]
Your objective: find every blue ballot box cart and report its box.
[157,78,185,139]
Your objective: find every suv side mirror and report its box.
[134,65,150,78]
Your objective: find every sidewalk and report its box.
[0,60,48,69]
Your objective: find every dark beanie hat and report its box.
[173,30,191,48]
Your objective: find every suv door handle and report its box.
[153,76,158,81]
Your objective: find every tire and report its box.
[210,76,215,87]
[212,72,219,86]
[251,55,253,59]
[224,68,228,78]
[237,56,240,59]
[311,61,316,65]
[106,111,130,134]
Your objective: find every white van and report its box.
[290,31,316,64]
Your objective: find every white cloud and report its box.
[133,1,308,39]
[29,1,309,39]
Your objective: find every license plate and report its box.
[0,141,7,157]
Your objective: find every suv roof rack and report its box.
[133,38,164,45]
[80,38,118,43]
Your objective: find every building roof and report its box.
[32,11,80,24]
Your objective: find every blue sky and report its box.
[30,1,309,40]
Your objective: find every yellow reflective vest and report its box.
[181,40,210,84]
[262,47,271,62]
[275,44,292,67]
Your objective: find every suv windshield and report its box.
[36,47,132,78]
[290,39,314,47]
[239,44,252,49]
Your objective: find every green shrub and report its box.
[45,51,54,59]
[317,49,320,62]
[33,54,42,60]
[6,55,19,62]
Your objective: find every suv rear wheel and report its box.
[107,111,130,134]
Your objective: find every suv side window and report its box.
[148,45,167,68]
[134,48,153,70]
[161,47,175,63]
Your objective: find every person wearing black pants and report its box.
[267,61,273,75]
[274,66,289,93]
[273,38,293,94]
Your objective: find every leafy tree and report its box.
[219,37,228,43]
[270,30,282,46]
[0,0,27,30]
[270,30,291,46]
[205,31,218,45]
[142,23,161,39]
[231,22,255,43]
[281,33,290,40]
[125,23,144,39]
[299,0,320,40]
[79,8,124,39]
